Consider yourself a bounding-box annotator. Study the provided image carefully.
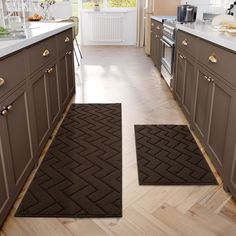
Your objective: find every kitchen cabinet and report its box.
[174,49,195,118]
[0,84,35,226]
[57,30,74,111]
[150,19,163,71]
[30,61,60,153]
[0,27,75,226]
[175,30,236,197]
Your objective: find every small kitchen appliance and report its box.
[177,3,197,23]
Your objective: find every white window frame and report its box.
[78,0,136,9]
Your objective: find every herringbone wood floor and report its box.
[1,46,236,235]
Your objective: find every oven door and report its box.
[160,36,175,75]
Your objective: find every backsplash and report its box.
[181,0,235,19]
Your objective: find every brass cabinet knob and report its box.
[204,75,212,82]
[45,67,53,74]
[157,26,160,30]
[43,49,50,57]
[208,54,217,64]
[1,109,8,116]
[182,39,188,46]
[0,78,5,87]
[65,37,70,43]
[179,55,186,60]
[6,105,13,111]
[66,51,72,55]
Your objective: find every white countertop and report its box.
[151,16,176,23]
[0,22,73,58]
[176,21,236,52]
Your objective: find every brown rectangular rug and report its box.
[16,104,122,218]
[135,125,217,185]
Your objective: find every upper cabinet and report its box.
[174,30,236,197]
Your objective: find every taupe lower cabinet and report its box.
[174,30,236,199]
[150,19,163,71]
[0,27,75,226]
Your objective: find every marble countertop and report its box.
[151,16,176,23]
[0,22,73,58]
[176,21,236,52]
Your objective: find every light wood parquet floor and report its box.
[1,46,236,236]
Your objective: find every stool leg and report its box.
[75,38,83,59]
[73,46,80,67]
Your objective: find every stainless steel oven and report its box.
[161,21,176,88]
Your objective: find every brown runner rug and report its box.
[135,125,217,185]
[16,104,122,218]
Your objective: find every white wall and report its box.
[181,0,234,19]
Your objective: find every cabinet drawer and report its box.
[57,29,73,55]
[177,30,198,57]
[151,20,163,35]
[0,51,26,98]
[27,36,56,75]
[198,39,236,87]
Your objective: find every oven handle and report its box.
[160,38,172,48]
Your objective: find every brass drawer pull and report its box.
[65,37,70,43]
[182,39,188,46]
[66,51,72,55]
[43,49,50,57]
[0,78,5,87]
[208,54,217,64]
[179,55,186,60]
[157,26,160,30]
[45,67,53,74]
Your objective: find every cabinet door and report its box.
[46,64,60,127]
[182,56,195,117]
[59,55,69,111]
[0,85,34,191]
[31,71,50,151]
[155,35,162,71]
[174,50,186,103]
[193,65,212,140]
[207,77,236,171]
[150,31,156,63]
[66,51,75,96]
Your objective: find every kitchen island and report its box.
[0,22,75,226]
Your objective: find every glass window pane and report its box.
[108,0,136,8]
[82,0,103,9]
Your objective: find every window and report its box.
[108,0,136,8]
[81,0,136,9]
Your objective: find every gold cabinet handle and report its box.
[208,54,217,64]
[66,51,72,55]
[43,49,50,57]
[6,105,13,111]
[182,39,188,46]
[65,37,70,43]
[1,109,8,116]
[204,75,212,82]
[179,55,186,60]
[45,67,53,74]
[0,78,5,87]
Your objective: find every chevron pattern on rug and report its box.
[135,125,217,185]
[16,104,122,218]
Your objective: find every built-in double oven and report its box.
[160,21,176,89]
